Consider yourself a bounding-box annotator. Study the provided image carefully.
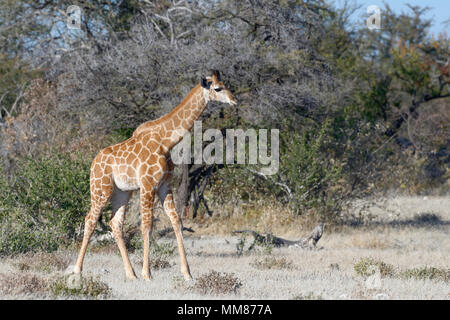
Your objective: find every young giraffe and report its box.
[73,70,236,280]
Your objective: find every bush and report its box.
[281,121,345,219]
[145,240,176,270]
[129,237,175,270]
[354,258,449,283]
[399,267,449,282]
[354,258,395,278]
[0,167,11,220]
[0,153,91,255]
[194,270,242,295]
[51,274,111,299]
[0,208,61,254]
[148,239,176,258]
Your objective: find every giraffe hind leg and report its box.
[158,181,192,280]
[109,188,136,280]
[140,188,155,281]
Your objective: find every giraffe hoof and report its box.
[142,275,153,281]
[142,270,152,281]
[184,274,193,281]
[71,265,81,274]
[126,273,138,280]
[66,274,83,289]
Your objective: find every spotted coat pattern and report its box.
[73,72,236,281]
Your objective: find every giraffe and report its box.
[73,70,236,281]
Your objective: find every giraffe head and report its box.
[201,70,237,105]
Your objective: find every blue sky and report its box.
[335,0,449,36]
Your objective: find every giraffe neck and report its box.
[160,84,207,151]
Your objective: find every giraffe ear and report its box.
[211,70,221,81]
[201,76,211,89]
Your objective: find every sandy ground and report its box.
[0,196,449,300]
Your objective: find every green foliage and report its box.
[51,274,111,299]
[281,121,344,218]
[126,233,174,270]
[354,258,449,282]
[235,237,246,257]
[149,239,176,259]
[0,167,10,211]
[0,153,91,255]
[354,258,395,278]
[359,78,391,122]
[111,127,134,141]
[0,208,61,255]
[12,153,90,222]
[399,267,449,282]
[0,55,41,118]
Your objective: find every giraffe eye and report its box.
[214,87,223,92]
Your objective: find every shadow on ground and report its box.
[344,212,450,229]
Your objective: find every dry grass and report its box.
[0,273,50,296]
[0,196,448,300]
[292,292,324,300]
[11,252,71,273]
[251,256,294,270]
[350,235,393,250]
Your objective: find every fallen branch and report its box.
[157,226,195,238]
[232,223,325,249]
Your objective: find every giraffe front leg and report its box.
[140,189,155,281]
[74,191,111,274]
[73,208,99,274]
[158,182,192,281]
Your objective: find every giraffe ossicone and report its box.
[73,70,236,281]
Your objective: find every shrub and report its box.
[145,240,176,270]
[354,258,449,283]
[149,240,176,258]
[281,122,345,219]
[354,258,395,278]
[13,153,91,238]
[399,267,449,282]
[0,153,91,255]
[134,256,172,271]
[51,274,111,299]
[149,257,172,270]
[0,166,11,216]
[131,238,175,271]
[194,270,242,295]
[0,208,61,255]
